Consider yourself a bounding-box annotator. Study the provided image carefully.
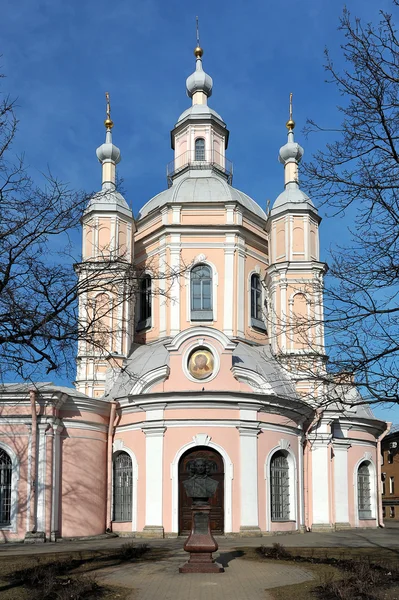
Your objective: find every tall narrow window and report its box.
[250,274,266,331]
[113,452,132,522]
[191,264,213,321]
[358,462,372,519]
[388,452,393,464]
[390,476,395,495]
[0,449,12,526]
[390,506,395,518]
[195,138,205,161]
[138,275,152,330]
[270,451,290,521]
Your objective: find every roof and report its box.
[137,173,267,221]
[176,104,225,126]
[85,187,132,219]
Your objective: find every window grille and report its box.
[191,264,213,321]
[358,462,372,519]
[195,138,205,161]
[270,451,290,521]
[113,452,132,522]
[138,275,152,330]
[0,449,12,526]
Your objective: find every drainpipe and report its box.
[303,408,322,532]
[377,422,392,528]
[29,389,38,532]
[106,401,117,532]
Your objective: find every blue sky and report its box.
[2,0,397,423]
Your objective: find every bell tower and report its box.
[75,94,135,398]
[266,95,327,399]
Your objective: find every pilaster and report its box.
[143,426,166,537]
[238,426,261,535]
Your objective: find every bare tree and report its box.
[299,4,399,406]
[0,80,182,385]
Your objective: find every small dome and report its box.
[279,141,304,165]
[96,141,121,164]
[186,57,213,98]
[137,174,266,221]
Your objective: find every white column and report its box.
[237,237,246,338]
[223,234,235,336]
[36,423,48,533]
[143,427,165,535]
[51,422,63,540]
[333,441,351,525]
[169,234,181,336]
[159,236,167,337]
[311,438,331,528]
[238,426,261,534]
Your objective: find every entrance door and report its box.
[178,446,224,535]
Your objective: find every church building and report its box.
[0,42,388,542]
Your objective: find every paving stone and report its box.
[97,548,313,600]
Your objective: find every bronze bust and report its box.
[183,458,218,503]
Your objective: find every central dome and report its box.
[137,174,267,221]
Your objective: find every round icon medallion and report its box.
[188,348,214,380]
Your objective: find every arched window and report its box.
[0,449,12,526]
[195,138,205,161]
[270,451,290,521]
[191,264,213,321]
[138,275,152,330]
[250,274,266,331]
[113,452,132,522]
[358,462,372,519]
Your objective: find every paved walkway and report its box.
[97,548,313,600]
[1,525,399,556]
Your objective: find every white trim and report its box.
[237,237,246,337]
[167,326,235,352]
[170,438,233,534]
[36,424,47,533]
[223,234,235,335]
[144,428,165,527]
[0,441,20,533]
[169,234,181,336]
[265,443,298,532]
[130,365,170,395]
[112,441,139,532]
[231,366,274,394]
[353,455,378,527]
[182,340,220,384]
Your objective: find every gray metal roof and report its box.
[232,342,297,398]
[137,173,267,221]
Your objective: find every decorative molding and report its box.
[232,366,274,394]
[130,365,170,395]
[193,433,211,446]
[194,253,207,263]
[166,326,235,352]
[279,438,290,451]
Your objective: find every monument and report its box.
[179,458,224,573]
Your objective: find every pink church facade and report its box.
[0,45,388,542]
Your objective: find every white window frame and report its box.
[186,259,218,323]
[0,442,20,533]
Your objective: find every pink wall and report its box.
[60,429,107,537]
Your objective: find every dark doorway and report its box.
[178,446,224,535]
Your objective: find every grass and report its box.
[0,542,154,600]
[253,544,399,600]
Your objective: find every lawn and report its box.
[0,543,168,600]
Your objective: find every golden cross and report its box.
[105,92,111,120]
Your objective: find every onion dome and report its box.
[186,47,213,99]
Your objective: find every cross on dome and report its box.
[186,18,213,101]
